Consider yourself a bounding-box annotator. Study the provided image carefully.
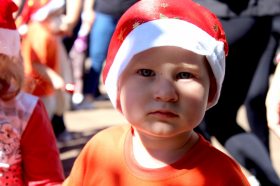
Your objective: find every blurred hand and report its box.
[56,15,75,36]
[266,92,280,139]
[52,75,65,90]
[266,62,280,139]
[72,36,88,53]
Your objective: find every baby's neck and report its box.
[132,130,198,169]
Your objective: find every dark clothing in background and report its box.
[194,0,280,185]
[244,15,280,152]
[94,0,137,18]
[195,0,280,17]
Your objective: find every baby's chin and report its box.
[142,123,188,138]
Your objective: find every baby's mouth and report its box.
[149,110,178,118]
[0,79,10,96]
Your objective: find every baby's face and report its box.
[118,46,211,138]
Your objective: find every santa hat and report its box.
[16,0,65,35]
[103,0,228,109]
[0,0,20,57]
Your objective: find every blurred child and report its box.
[17,0,66,118]
[0,0,64,185]
[17,0,74,140]
[63,0,250,185]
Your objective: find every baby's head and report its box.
[0,0,23,100]
[103,0,228,111]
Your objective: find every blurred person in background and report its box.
[244,15,280,152]
[194,0,280,185]
[70,0,138,109]
[0,0,64,184]
[16,0,74,141]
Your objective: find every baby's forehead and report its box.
[129,46,206,65]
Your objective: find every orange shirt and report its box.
[21,22,59,96]
[63,125,250,186]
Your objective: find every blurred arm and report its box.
[266,61,280,138]
[59,0,83,35]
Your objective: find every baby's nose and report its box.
[153,78,178,102]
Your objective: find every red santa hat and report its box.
[103,0,228,109]
[0,0,20,57]
[18,0,65,23]
[16,0,65,35]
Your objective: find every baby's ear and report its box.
[116,80,123,113]
[207,76,217,106]
[206,62,217,109]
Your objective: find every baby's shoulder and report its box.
[87,124,130,144]
[195,135,240,168]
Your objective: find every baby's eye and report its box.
[176,72,192,79]
[137,69,155,77]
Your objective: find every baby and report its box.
[63,0,250,185]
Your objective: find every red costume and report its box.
[0,92,64,185]
[18,0,61,97]
[21,21,59,96]
[0,1,64,184]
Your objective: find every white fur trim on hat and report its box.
[105,18,225,109]
[0,27,20,57]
